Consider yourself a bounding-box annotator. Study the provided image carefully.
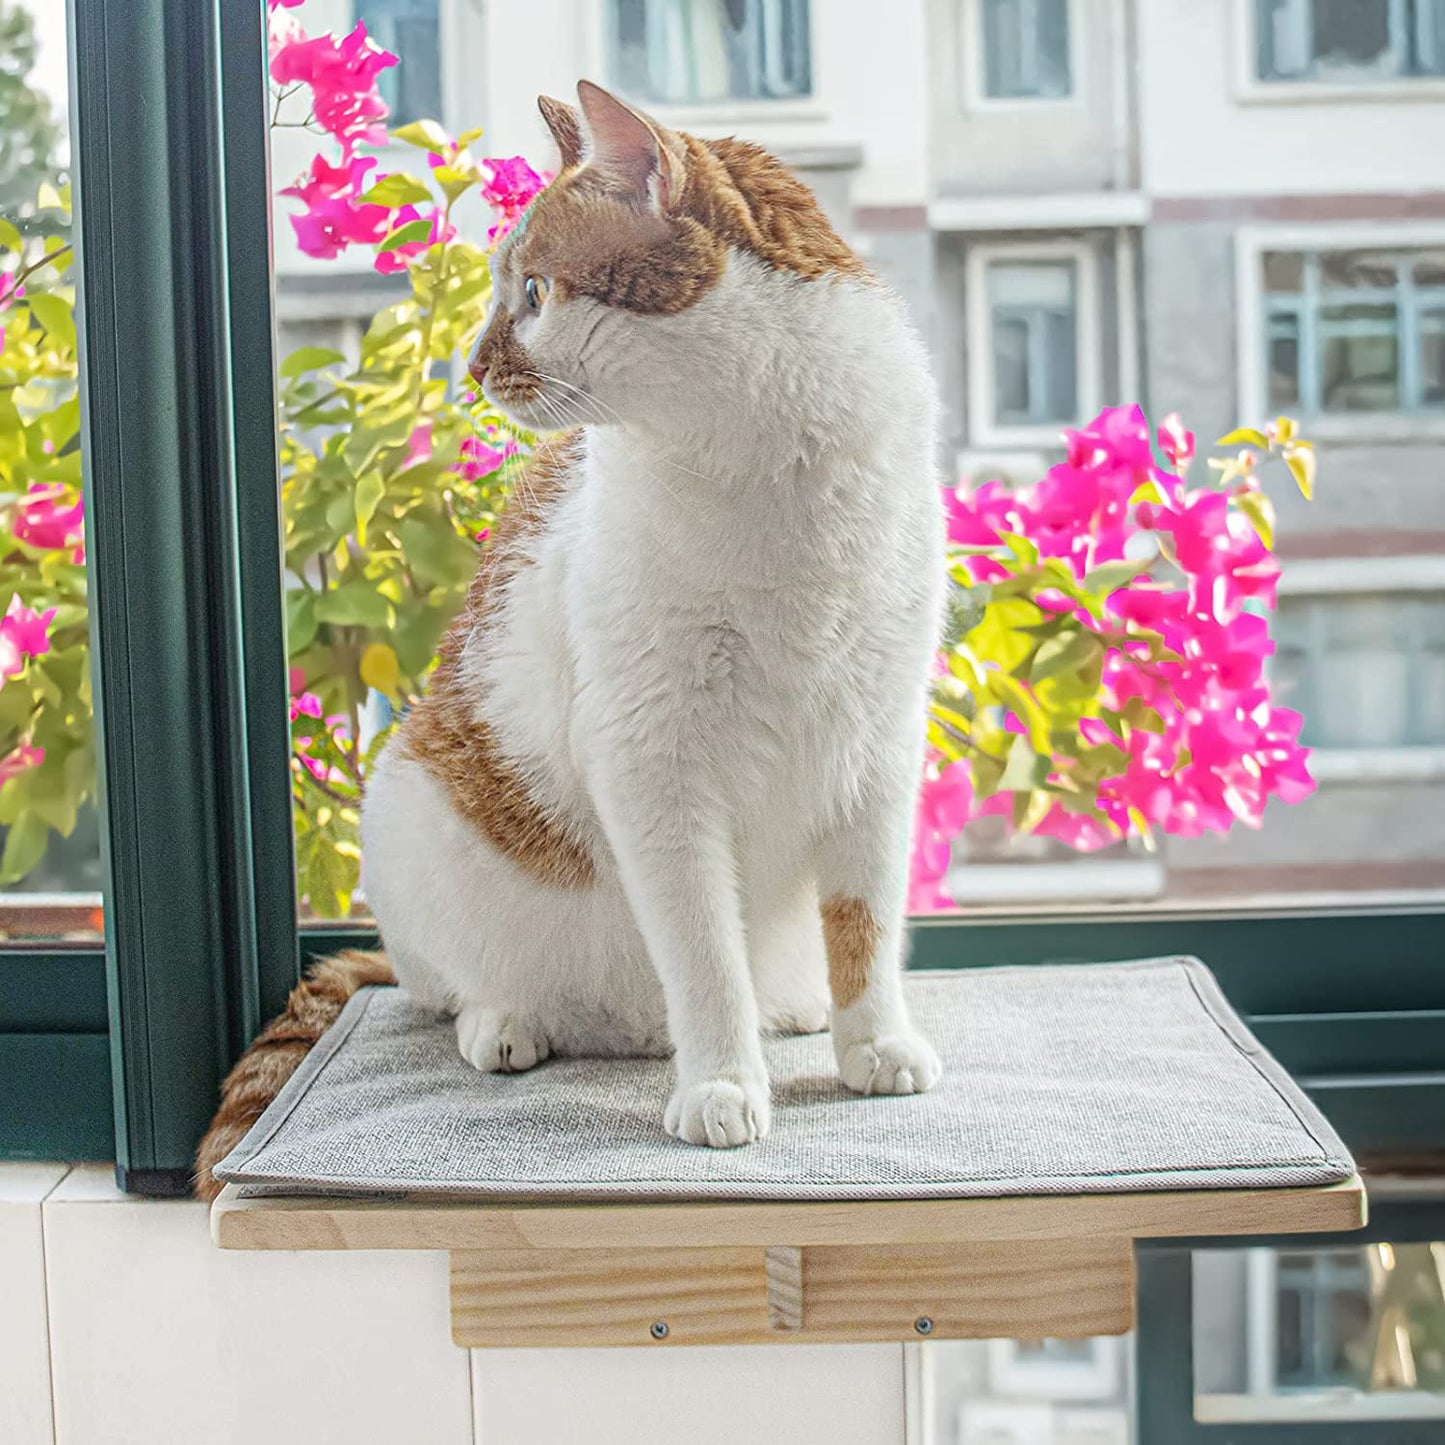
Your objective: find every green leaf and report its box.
[286,589,319,652]
[989,673,1051,755]
[27,293,75,350]
[0,217,20,252]
[1235,489,1275,548]
[315,582,395,630]
[379,219,433,253]
[455,127,484,148]
[390,119,451,152]
[395,517,479,587]
[1031,629,1104,685]
[0,813,48,884]
[1284,444,1316,501]
[279,347,346,379]
[1082,560,1145,595]
[354,469,386,544]
[999,735,1050,792]
[360,173,434,207]
[1216,427,1269,448]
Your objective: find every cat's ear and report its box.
[575,79,682,206]
[537,95,584,170]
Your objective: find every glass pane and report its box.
[1416,0,1445,74]
[1320,307,1400,411]
[612,0,812,105]
[930,1336,1133,1443]
[1413,249,1445,289]
[1311,0,1398,80]
[1264,250,1305,293]
[355,0,443,128]
[988,263,1076,426]
[1321,249,1399,291]
[0,2,104,939]
[1267,314,1302,408]
[1421,309,1445,405]
[1195,1246,1445,1424]
[984,0,1071,99]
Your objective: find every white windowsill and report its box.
[946,856,1166,906]
[1306,747,1445,785]
[1277,556,1445,594]
[930,192,1148,232]
[1293,413,1445,446]
[1237,76,1445,105]
[646,98,828,129]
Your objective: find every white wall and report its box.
[1138,0,1445,197]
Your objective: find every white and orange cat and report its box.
[360,81,944,1149]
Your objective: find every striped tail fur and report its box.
[193,949,395,1201]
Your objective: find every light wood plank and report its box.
[448,1239,1132,1348]
[765,1245,804,1331]
[212,1175,1366,1253]
[451,1248,767,1348]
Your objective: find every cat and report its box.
[201,78,946,1182]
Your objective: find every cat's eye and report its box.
[524,275,549,310]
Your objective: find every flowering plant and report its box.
[911,409,1316,910]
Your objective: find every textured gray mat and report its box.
[214,958,1353,1201]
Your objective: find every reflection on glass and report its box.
[930,1336,1131,1444]
[0,1,103,939]
[1195,1245,1445,1424]
[987,260,1077,426]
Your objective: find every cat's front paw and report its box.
[455,1005,551,1074]
[836,1031,942,1096]
[664,1076,771,1148]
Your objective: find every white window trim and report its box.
[966,238,1101,450]
[1232,0,1445,104]
[958,0,1083,113]
[984,1336,1123,1400]
[592,0,826,124]
[1235,220,1445,439]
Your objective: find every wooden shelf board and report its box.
[211,1174,1366,1253]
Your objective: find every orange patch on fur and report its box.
[821,895,879,1010]
[193,949,394,1200]
[398,431,596,890]
[495,129,868,319]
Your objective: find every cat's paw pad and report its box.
[837,1031,942,1096]
[455,1006,550,1074]
[664,1076,770,1148]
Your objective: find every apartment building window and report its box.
[1263,247,1445,414]
[1256,0,1445,83]
[988,259,1079,427]
[1273,1250,1374,1389]
[355,0,442,126]
[1273,592,1445,750]
[980,0,1072,99]
[612,0,812,105]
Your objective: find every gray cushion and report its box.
[214,958,1353,1201]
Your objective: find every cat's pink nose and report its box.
[468,353,489,388]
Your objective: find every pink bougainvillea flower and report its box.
[402,424,432,467]
[289,691,323,723]
[14,483,85,562]
[0,595,56,680]
[454,430,518,481]
[0,742,43,788]
[479,156,551,240]
[270,23,397,156]
[911,405,1314,909]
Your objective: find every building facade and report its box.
[271,0,1445,907]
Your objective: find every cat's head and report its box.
[468,80,867,434]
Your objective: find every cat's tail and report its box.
[192,949,395,1201]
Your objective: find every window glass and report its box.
[612,0,812,105]
[987,260,1078,425]
[355,0,442,127]
[1264,248,1445,414]
[981,0,1072,100]
[1195,1245,1445,1424]
[0,1,103,940]
[1257,0,1445,82]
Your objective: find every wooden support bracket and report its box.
[212,1176,1366,1350]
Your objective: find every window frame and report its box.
[966,238,1101,449]
[966,0,1077,108]
[1236,223,1445,441]
[605,0,816,114]
[1236,0,1445,103]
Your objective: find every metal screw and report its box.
[650,1320,669,1340]
[914,1316,934,1336]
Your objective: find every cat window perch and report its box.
[208,958,1365,1349]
